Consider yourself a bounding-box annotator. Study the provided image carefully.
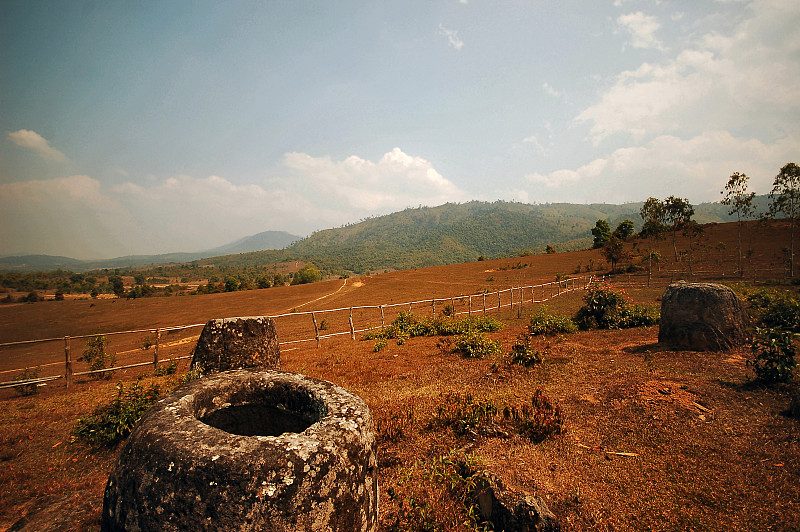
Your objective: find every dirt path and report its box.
[280,278,351,313]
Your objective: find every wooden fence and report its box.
[0,275,599,393]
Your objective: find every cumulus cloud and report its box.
[526,131,797,203]
[438,24,464,50]
[282,147,465,212]
[579,0,800,144]
[617,12,666,51]
[7,129,68,162]
[0,148,464,259]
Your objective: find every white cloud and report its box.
[617,12,666,50]
[438,24,464,51]
[0,148,466,258]
[7,129,68,162]
[282,147,465,212]
[579,0,800,144]
[526,131,798,203]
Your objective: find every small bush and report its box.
[374,339,387,352]
[79,336,117,379]
[504,389,564,442]
[179,365,204,384]
[74,380,161,446]
[528,306,577,336]
[452,330,502,359]
[748,327,798,383]
[575,282,659,330]
[13,367,40,396]
[154,360,178,376]
[509,333,544,367]
[362,312,503,342]
[744,287,800,332]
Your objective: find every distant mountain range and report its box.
[0,230,300,272]
[0,198,770,274]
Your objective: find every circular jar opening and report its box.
[195,380,327,437]
[201,404,312,437]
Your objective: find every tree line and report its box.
[589,162,799,278]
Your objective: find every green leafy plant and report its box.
[73,380,161,446]
[179,365,205,384]
[153,360,178,376]
[13,367,40,396]
[528,306,577,336]
[748,327,798,383]
[452,330,502,359]
[362,312,502,343]
[374,339,387,352]
[574,282,659,330]
[509,333,544,367]
[79,335,117,379]
[387,450,493,532]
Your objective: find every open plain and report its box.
[1,220,799,531]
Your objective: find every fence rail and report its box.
[0,275,601,392]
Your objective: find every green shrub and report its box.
[509,333,544,367]
[153,360,178,377]
[744,288,800,332]
[748,327,798,383]
[387,450,492,531]
[79,335,117,379]
[74,381,161,446]
[13,367,40,396]
[575,282,659,330]
[452,330,502,359]
[528,306,577,336]
[362,312,503,342]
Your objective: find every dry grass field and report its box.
[0,220,799,531]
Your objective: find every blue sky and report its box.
[1,0,798,259]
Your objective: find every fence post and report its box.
[349,308,355,340]
[154,329,160,368]
[409,302,413,314]
[432,299,436,318]
[517,288,522,318]
[64,336,72,388]
[483,293,486,314]
[510,289,514,316]
[498,291,502,311]
[312,312,320,348]
[380,306,385,327]
[469,295,472,317]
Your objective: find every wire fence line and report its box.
[0,275,599,392]
[1,264,792,393]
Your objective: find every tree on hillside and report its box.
[291,263,323,285]
[108,275,125,298]
[664,196,695,262]
[721,171,756,277]
[591,219,612,249]
[639,198,666,239]
[767,162,800,278]
[640,198,667,283]
[681,221,705,277]
[602,236,630,273]
[613,219,635,240]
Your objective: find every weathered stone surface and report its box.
[473,471,559,532]
[658,281,750,351]
[191,316,281,372]
[102,370,378,532]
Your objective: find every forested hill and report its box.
[2,198,765,274]
[204,199,755,274]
